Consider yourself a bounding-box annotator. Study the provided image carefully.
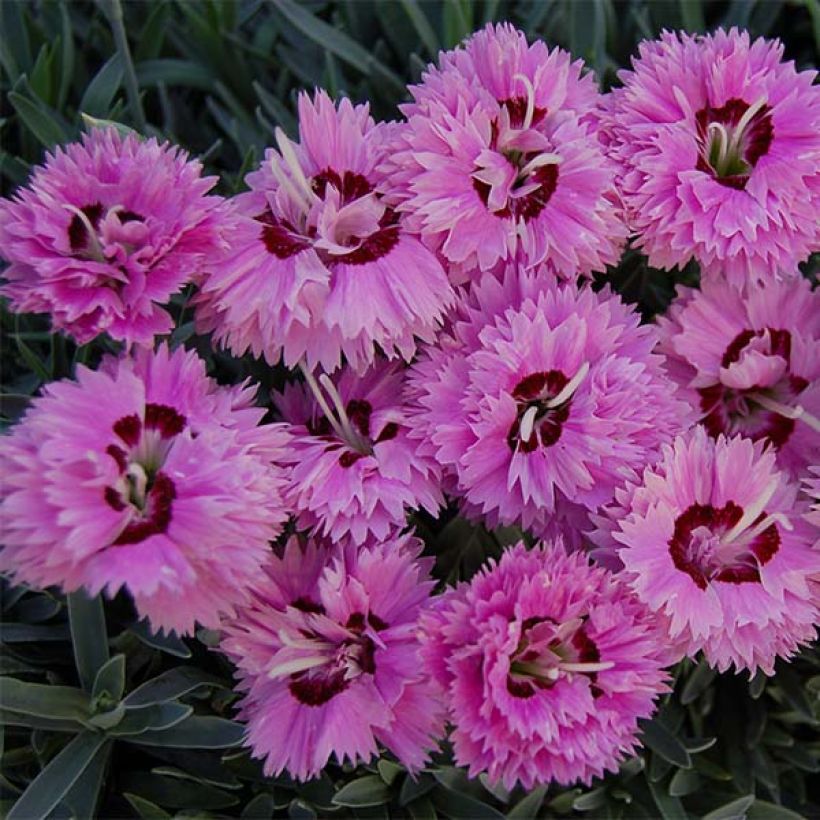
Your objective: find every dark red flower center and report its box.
[103,403,187,545]
[256,167,399,264]
[288,610,388,707]
[473,97,558,221]
[507,616,604,699]
[695,97,774,190]
[699,328,807,449]
[67,202,146,258]
[507,370,571,452]
[668,502,779,589]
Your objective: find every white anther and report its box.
[546,361,590,409]
[513,73,537,131]
[730,96,768,153]
[722,475,780,545]
[519,152,562,178]
[519,405,539,442]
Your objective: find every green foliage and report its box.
[1,1,819,818]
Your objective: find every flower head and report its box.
[420,540,669,789]
[220,533,444,781]
[383,23,626,283]
[607,426,819,674]
[601,28,820,284]
[407,267,690,531]
[656,277,820,477]
[196,90,454,372]
[275,360,443,546]
[0,344,290,635]
[0,128,226,345]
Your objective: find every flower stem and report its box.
[102,0,147,133]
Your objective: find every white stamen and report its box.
[514,73,537,131]
[277,630,331,651]
[269,155,313,217]
[554,618,584,642]
[275,127,318,209]
[319,373,371,454]
[730,96,768,153]
[126,463,148,507]
[707,122,730,169]
[752,393,820,434]
[268,655,328,679]
[546,361,590,409]
[739,511,792,545]
[519,405,539,442]
[722,475,780,544]
[62,204,105,261]
[298,361,348,443]
[519,152,562,178]
[560,661,615,674]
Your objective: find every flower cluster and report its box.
[1,22,817,791]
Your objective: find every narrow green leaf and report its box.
[678,0,706,31]
[68,590,109,693]
[0,622,70,642]
[333,775,392,808]
[7,732,108,820]
[110,703,193,736]
[0,708,86,733]
[134,1,171,62]
[81,113,137,138]
[0,678,91,723]
[431,788,505,820]
[61,740,110,819]
[398,0,440,57]
[135,58,216,89]
[125,666,225,707]
[572,787,608,811]
[92,653,126,702]
[241,793,275,819]
[647,778,687,820]
[0,1,31,80]
[681,660,717,704]
[129,619,191,658]
[124,793,172,819]
[701,794,756,820]
[29,44,53,106]
[57,2,74,108]
[774,664,815,720]
[8,92,66,149]
[507,785,547,818]
[377,759,404,786]
[79,53,124,118]
[272,0,404,95]
[748,800,807,820]
[668,767,701,797]
[125,715,244,748]
[122,772,240,810]
[640,718,692,769]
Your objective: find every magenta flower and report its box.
[0,127,226,346]
[0,344,290,635]
[274,360,443,546]
[609,426,819,675]
[803,468,820,530]
[601,28,820,284]
[196,90,454,373]
[420,540,669,789]
[220,533,444,781]
[383,23,626,284]
[407,267,690,532]
[656,277,820,477]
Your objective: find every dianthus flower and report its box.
[220,533,444,781]
[420,541,668,789]
[274,360,443,545]
[407,267,690,531]
[0,344,290,635]
[383,23,626,283]
[656,277,820,477]
[0,127,226,345]
[196,90,454,372]
[607,426,819,674]
[601,28,820,284]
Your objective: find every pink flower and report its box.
[0,344,290,635]
[0,127,226,346]
[196,90,454,373]
[407,267,690,532]
[220,533,444,781]
[420,540,669,789]
[608,426,819,675]
[803,467,820,530]
[600,28,820,284]
[274,360,443,546]
[383,23,626,284]
[656,276,820,477]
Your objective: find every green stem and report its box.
[102,0,146,132]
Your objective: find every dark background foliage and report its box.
[0,1,818,818]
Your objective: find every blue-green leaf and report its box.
[68,590,109,693]
[125,666,225,707]
[0,678,91,723]
[92,653,126,702]
[8,92,66,148]
[125,715,245,748]
[79,54,124,117]
[332,775,391,808]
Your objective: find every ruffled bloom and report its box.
[0,127,225,345]
[606,426,819,674]
[383,23,626,283]
[420,540,669,789]
[220,533,444,781]
[601,28,820,284]
[274,361,443,546]
[803,468,820,530]
[196,90,454,372]
[656,277,820,477]
[407,267,690,532]
[0,344,290,635]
